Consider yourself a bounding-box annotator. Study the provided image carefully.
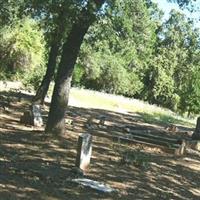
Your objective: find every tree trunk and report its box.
[32,41,60,104]
[45,0,105,135]
[32,7,67,105]
[192,117,200,140]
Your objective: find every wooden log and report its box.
[126,134,179,148]
[112,136,177,154]
[129,130,178,144]
[89,130,180,154]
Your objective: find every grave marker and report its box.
[20,104,43,127]
[76,133,92,171]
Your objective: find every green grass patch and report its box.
[139,112,194,127]
[69,87,195,127]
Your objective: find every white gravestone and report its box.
[76,133,92,171]
[20,104,43,127]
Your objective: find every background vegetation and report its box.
[0,0,200,117]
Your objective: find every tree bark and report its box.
[32,7,68,105]
[45,0,105,135]
[192,117,200,140]
[32,41,60,104]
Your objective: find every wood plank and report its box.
[112,136,176,154]
[129,130,179,144]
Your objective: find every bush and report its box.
[0,18,46,80]
[22,64,46,91]
[72,64,85,87]
[76,50,143,96]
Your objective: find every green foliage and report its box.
[179,67,200,115]
[142,10,200,114]
[74,0,154,97]
[72,64,85,87]
[22,0,89,45]
[0,18,46,80]
[98,55,143,95]
[71,2,200,116]
[0,0,23,26]
[1,0,200,117]
[22,64,46,91]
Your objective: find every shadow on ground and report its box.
[0,90,199,200]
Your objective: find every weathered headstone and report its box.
[32,104,43,127]
[20,110,33,125]
[192,117,200,140]
[99,115,106,126]
[75,133,92,171]
[85,117,94,129]
[20,104,43,127]
[166,124,178,132]
[174,140,186,156]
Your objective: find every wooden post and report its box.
[76,133,92,171]
[192,117,200,140]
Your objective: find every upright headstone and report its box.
[32,104,43,127]
[192,117,200,140]
[99,115,106,125]
[20,110,32,125]
[76,133,92,171]
[174,140,186,156]
[20,104,43,127]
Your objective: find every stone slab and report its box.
[72,178,116,193]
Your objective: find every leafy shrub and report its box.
[76,50,143,96]
[0,18,46,80]
[22,64,46,91]
[72,64,85,87]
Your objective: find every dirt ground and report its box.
[0,89,200,200]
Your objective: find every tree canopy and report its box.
[1,0,200,121]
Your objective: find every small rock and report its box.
[99,115,106,125]
[124,127,131,133]
[65,119,73,125]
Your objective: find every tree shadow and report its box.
[0,90,199,200]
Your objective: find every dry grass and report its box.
[69,88,195,127]
[0,83,199,200]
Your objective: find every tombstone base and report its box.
[20,110,34,125]
[70,167,84,178]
